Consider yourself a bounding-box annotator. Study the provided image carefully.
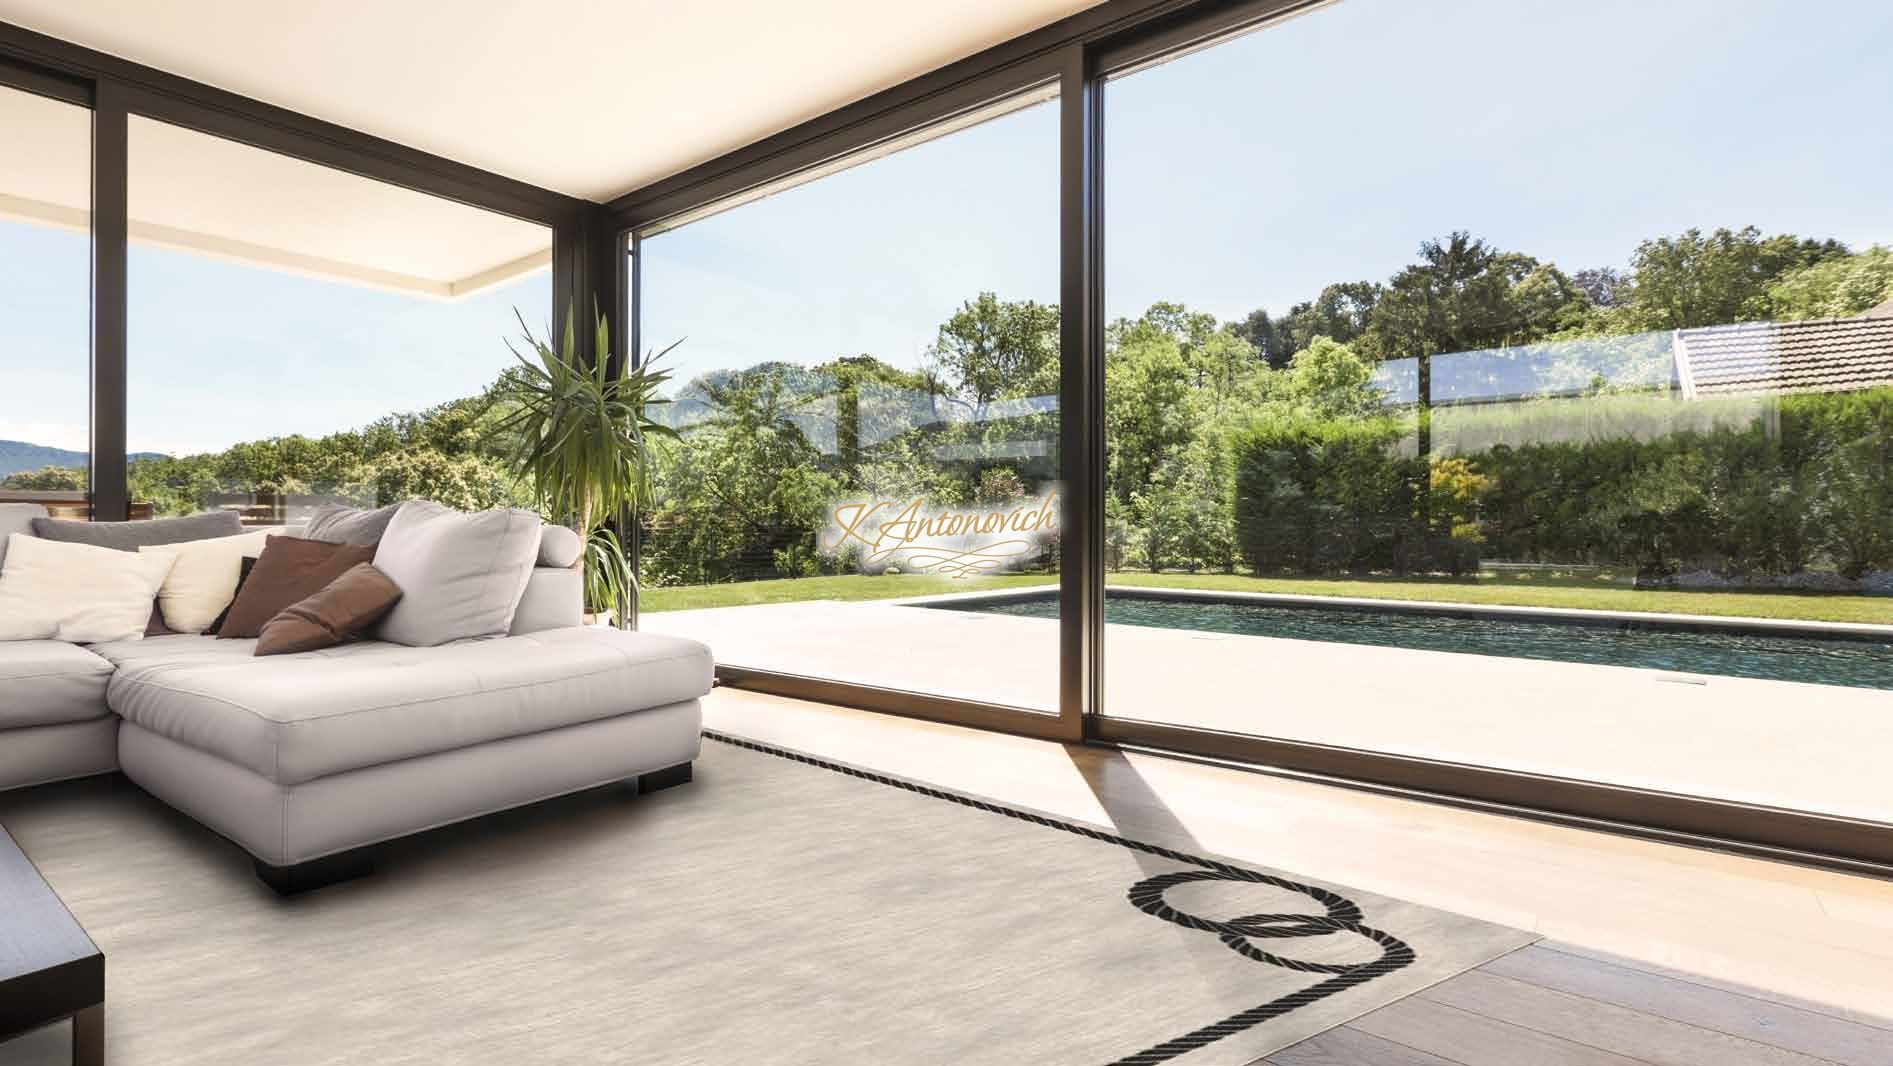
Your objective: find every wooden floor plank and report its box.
[1266,1024,1467,1066]
[1485,945,1893,1066]
[1347,996,1653,1066]
[1420,969,1840,1066]
[1540,941,1893,1034]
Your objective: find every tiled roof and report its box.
[1673,316,1893,398]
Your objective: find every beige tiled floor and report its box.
[647,598,1893,823]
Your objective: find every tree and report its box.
[1765,246,1893,321]
[1113,302,1267,406]
[1573,267,1628,309]
[1615,226,1848,331]
[1130,438,1236,573]
[1273,337,1383,418]
[366,449,524,512]
[1267,281,1382,367]
[0,465,86,491]
[641,366,844,585]
[1103,303,1266,571]
[1357,232,1589,361]
[1227,308,1282,367]
[812,354,931,475]
[1105,319,1197,565]
[925,293,1060,416]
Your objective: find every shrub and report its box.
[1231,386,1893,580]
[1232,412,1416,574]
[772,542,821,579]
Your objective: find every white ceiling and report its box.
[0,87,551,297]
[0,0,1102,203]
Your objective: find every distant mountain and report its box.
[0,440,169,479]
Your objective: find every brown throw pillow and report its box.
[205,555,259,635]
[216,535,376,639]
[255,564,403,656]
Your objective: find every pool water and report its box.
[925,594,1893,691]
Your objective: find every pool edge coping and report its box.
[894,584,1893,641]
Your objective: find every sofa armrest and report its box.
[509,566,583,634]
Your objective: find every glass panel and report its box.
[636,92,1064,711]
[0,84,91,518]
[1093,0,1893,821]
[126,116,551,525]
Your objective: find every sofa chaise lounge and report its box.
[0,502,714,894]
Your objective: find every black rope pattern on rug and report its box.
[700,730,1415,1065]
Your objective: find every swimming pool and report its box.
[922,592,1893,691]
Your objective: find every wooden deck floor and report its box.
[1270,941,1893,1066]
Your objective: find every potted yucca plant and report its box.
[491,304,678,629]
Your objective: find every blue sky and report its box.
[6,0,1892,457]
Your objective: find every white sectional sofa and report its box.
[0,502,713,894]
[0,640,119,790]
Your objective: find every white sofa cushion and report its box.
[0,502,46,573]
[0,533,177,643]
[372,500,541,647]
[95,628,714,784]
[536,524,583,568]
[139,527,282,634]
[0,640,114,728]
[509,567,583,634]
[303,502,399,545]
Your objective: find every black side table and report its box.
[0,825,103,1065]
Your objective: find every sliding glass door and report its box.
[1096,0,1893,824]
[0,79,91,517]
[633,89,1066,717]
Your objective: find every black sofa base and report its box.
[252,760,697,896]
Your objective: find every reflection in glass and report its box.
[1096,0,1893,822]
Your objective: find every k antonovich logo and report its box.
[822,491,1060,578]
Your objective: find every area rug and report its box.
[0,731,1534,1065]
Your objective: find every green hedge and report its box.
[1232,387,1893,578]
[1231,414,1426,575]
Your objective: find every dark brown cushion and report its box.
[205,555,259,635]
[144,603,174,638]
[216,536,375,639]
[255,563,403,656]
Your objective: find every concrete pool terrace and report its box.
[641,588,1893,826]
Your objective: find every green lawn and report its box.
[641,573,1058,611]
[641,569,1893,624]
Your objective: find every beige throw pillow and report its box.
[138,527,283,634]
[0,533,178,643]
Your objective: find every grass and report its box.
[640,569,1893,624]
[641,573,1056,612]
